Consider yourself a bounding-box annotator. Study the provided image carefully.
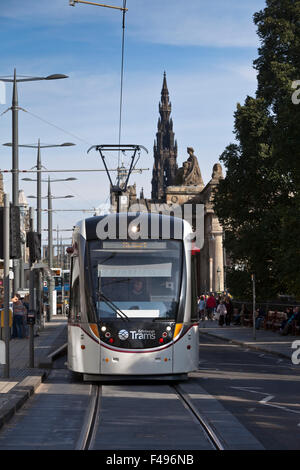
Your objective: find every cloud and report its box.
[0,0,266,48]
[128,0,266,48]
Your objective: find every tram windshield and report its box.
[87,240,183,320]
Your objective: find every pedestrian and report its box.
[206,293,217,320]
[233,304,250,325]
[224,296,233,326]
[11,293,27,338]
[255,307,266,330]
[198,295,206,321]
[216,300,227,327]
[23,294,31,338]
[280,306,300,335]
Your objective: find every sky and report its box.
[0,0,266,246]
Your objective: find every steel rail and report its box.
[172,384,224,451]
[75,384,101,450]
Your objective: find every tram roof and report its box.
[81,212,190,241]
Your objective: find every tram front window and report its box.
[87,240,182,320]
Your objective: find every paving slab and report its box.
[199,320,299,360]
[0,317,68,430]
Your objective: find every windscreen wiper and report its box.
[98,291,130,322]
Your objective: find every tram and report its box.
[67,212,199,381]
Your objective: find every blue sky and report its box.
[0,0,266,242]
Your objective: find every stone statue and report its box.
[211,163,223,180]
[175,147,204,186]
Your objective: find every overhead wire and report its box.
[117,0,127,183]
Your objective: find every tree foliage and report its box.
[213,0,300,300]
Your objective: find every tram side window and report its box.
[191,256,198,322]
[72,277,81,322]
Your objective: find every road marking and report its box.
[231,387,300,415]
[262,401,300,414]
[259,395,274,404]
[231,386,264,394]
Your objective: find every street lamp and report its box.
[0,70,68,291]
[4,140,75,236]
[27,184,74,268]
[27,180,74,321]
[25,176,76,263]
[6,140,76,315]
[0,71,68,209]
[69,0,128,11]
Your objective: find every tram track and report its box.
[76,384,101,450]
[172,384,224,451]
[76,383,224,450]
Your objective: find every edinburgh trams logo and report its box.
[118,329,129,341]
[118,329,156,340]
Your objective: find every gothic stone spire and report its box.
[151,72,178,201]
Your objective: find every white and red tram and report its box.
[67,213,199,381]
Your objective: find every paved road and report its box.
[0,336,299,450]
[196,333,300,450]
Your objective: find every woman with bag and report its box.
[216,300,227,327]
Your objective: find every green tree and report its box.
[213,0,300,300]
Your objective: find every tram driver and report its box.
[129,279,149,302]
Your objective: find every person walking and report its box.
[224,296,233,326]
[206,293,217,320]
[11,293,27,338]
[216,300,227,327]
[198,295,206,321]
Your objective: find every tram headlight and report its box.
[101,326,107,332]
[128,223,140,239]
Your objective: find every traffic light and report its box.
[0,205,22,259]
[10,205,21,259]
[26,231,41,264]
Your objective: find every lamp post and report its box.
[12,141,76,235]
[4,140,75,294]
[217,266,221,293]
[252,274,256,340]
[0,70,68,291]
[27,180,74,320]
[3,193,10,378]
[69,0,127,12]
[222,231,226,293]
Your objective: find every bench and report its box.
[264,311,275,330]
[242,315,253,327]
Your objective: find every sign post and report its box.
[252,274,256,340]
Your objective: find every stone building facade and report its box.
[111,73,226,294]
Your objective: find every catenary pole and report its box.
[3,193,10,378]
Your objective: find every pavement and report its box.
[0,316,67,431]
[199,319,299,360]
